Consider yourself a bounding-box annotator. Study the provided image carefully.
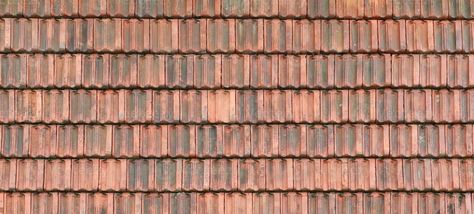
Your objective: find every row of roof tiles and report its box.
[2,192,472,214]
[0,0,473,19]
[1,124,473,158]
[2,54,474,89]
[0,89,473,123]
[2,19,474,53]
[0,158,473,191]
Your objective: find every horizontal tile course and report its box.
[0,158,473,192]
[0,0,474,19]
[1,54,474,89]
[1,89,474,123]
[1,192,472,214]
[2,124,474,158]
[1,19,474,53]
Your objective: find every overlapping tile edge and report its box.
[1,0,474,213]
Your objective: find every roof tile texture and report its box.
[1,0,473,213]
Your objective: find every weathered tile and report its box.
[447,55,469,87]
[54,54,82,87]
[24,0,51,16]
[222,0,250,17]
[84,193,114,214]
[253,193,282,213]
[16,159,44,190]
[197,193,224,214]
[0,159,16,190]
[207,19,235,52]
[264,19,292,53]
[38,19,65,51]
[445,125,473,157]
[137,54,166,87]
[99,159,127,191]
[155,159,182,191]
[236,19,264,52]
[31,193,59,214]
[378,20,407,52]
[307,0,336,18]
[120,90,153,122]
[1,125,28,157]
[15,90,42,122]
[152,90,179,122]
[320,90,348,123]
[122,19,149,52]
[349,20,378,52]
[278,0,307,17]
[114,193,142,214]
[364,0,392,17]
[434,21,463,52]
[210,159,238,190]
[43,90,69,122]
[0,0,24,16]
[84,125,112,157]
[249,55,278,88]
[150,19,179,52]
[262,90,291,122]
[142,193,170,214]
[376,159,403,190]
[136,0,164,17]
[179,19,206,53]
[321,20,349,52]
[250,0,278,17]
[278,55,306,87]
[57,125,84,157]
[293,20,321,53]
[93,19,122,52]
[404,89,433,122]
[432,159,460,191]
[140,125,168,157]
[194,0,221,16]
[165,55,194,88]
[251,125,279,157]
[222,54,250,87]
[278,125,306,157]
[82,54,110,88]
[163,0,193,17]
[78,0,106,16]
[406,20,435,52]
[348,90,375,122]
[194,55,221,88]
[11,18,38,51]
[225,193,252,214]
[180,90,207,123]
[168,125,196,157]
[29,125,57,157]
[306,55,334,88]
[208,90,236,122]
[266,159,294,190]
[107,0,135,16]
[5,193,32,214]
[109,54,138,87]
[0,19,9,51]
[44,159,72,190]
[97,90,119,122]
[282,193,308,213]
[196,125,223,157]
[292,90,322,123]
[0,54,27,88]
[127,159,154,191]
[71,159,99,191]
[236,90,261,123]
[182,159,210,190]
[113,125,140,157]
[51,0,79,16]
[307,125,334,157]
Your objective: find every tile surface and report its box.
[1,0,473,213]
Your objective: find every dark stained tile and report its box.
[179,19,207,53]
[236,19,264,52]
[127,159,154,191]
[250,0,278,17]
[207,19,235,52]
[71,159,99,191]
[222,54,250,88]
[155,159,182,191]
[293,20,320,53]
[93,19,122,52]
[78,0,106,16]
[194,0,221,16]
[84,125,112,157]
[136,0,164,17]
[122,19,149,52]
[51,0,79,16]
[107,0,135,17]
[210,159,238,190]
[349,20,378,52]
[163,0,193,17]
[168,125,196,157]
[137,54,166,87]
[150,19,179,53]
[378,20,407,52]
[278,0,307,17]
[264,19,292,53]
[82,54,110,88]
[321,20,349,52]
[222,0,250,17]
[182,159,210,191]
[16,159,45,190]
[194,55,222,88]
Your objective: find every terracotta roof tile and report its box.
[1,1,473,212]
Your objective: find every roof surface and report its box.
[0,0,474,213]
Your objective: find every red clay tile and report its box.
[180,90,207,123]
[293,20,320,53]
[163,0,193,17]
[249,55,277,88]
[31,192,59,214]
[264,19,292,53]
[222,54,250,88]
[44,159,72,191]
[350,20,378,52]
[378,20,407,52]
[84,125,112,157]
[266,159,294,190]
[236,19,264,52]
[168,125,196,157]
[197,193,225,214]
[137,54,165,87]
[0,19,9,51]
[51,0,78,16]
[208,90,236,123]
[107,0,134,17]
[253,193,281,213]
[28,125,56,157]
[222,0,250,17]
[136,0,163,17]
[194,54,221,88]
[97,90,119,122]
[321,20,349,52]
[196,125,222,157]
[122,19,149,52]
[78,0,106,16]
[99,159,127,191]
[152,90,179,123]
[278,0,307,17]
[250,0,278,17]
[140,125,168,157]
[114,193,142,214]
[182,159,210,191]
[11,18,38,52]
[15,90,42,122]
[434,21,463,53]
[71,159,99,191]
[38,19,65,52]
[278,55,306,87]
[127,159,154,191]
[194,0,221,16]
[142,193,169,214]
[307,125,334,157]
[179,19,207,53]
[0,0,24,16]
[210,159,238,191]
[110,54,137,87]
[207,19,235,52]
[155,159,182,191]
[112,125,140,157]
[406,20,435,52]
[82,54,110,88]
[150,19,179,53]
[0,159,16,190]
[16,159,44,190]
[93,19,122,52]
[165,55,194,88]
[236,90,261,122]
